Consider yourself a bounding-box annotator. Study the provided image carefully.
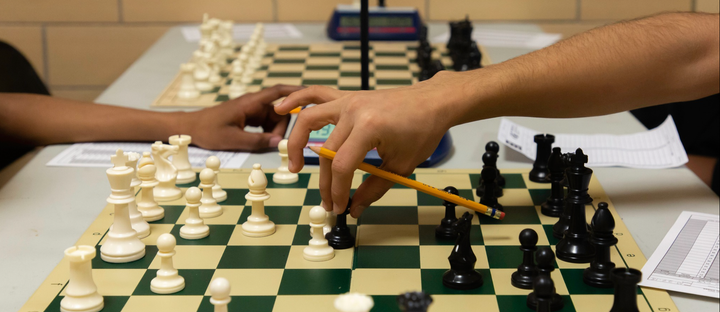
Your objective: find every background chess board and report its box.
[151,42,491,108]
[21,168,676,312]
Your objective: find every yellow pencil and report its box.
[289,107,302,114]
[309,146,506,220]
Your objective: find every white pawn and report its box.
[209,277,231,312]
[125,152,150,238]
[240,71,254,84]
[169,135,196,184]
[137,153,164,221]
[199,168,223,218]
[178,63,200,99]
[180,187,209,240]
[192,51,213,91]
[304,206,334,262]
[311,209,336,236]
[206,156,227,202]
[228,78,247,99]
[273,139,298,184]
[334,293,374,312]
[242,164,275,237]
[151,141,182,201]
[61,246,104,312]
[151,234,185,294]
[231,59,244,76]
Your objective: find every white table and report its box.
[1,23,717,311]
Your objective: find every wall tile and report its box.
[387,0,427,18]
[0,26,44,79]
[277,0,353,22]
[696,0,720,13]
[0,0,118,22]
[428,0,576,21]
[581,0,692,20]
[51,88,106,102]
[122,0,273,22]
[46,26,169,86]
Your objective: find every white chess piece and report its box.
[178,63,200,99]
[231,59,244,76]
[136,154,165,221]
[193,51,213,91]
[125,152,150,238]
[101,150,146,263]
[199,168,223,218]
[304,206,334,261]
[325,210,336,236]
[180,187,210,240]
[151,141,182,201]
[206,156,227,202]
[273,139,299,184]
[169,135,196,184]
[150,234,185,294]
[240,71,254,84]
[228,79,247,99]
[334,293,374,312]
[242,164,275,237]
[61,245,104,312]
[209,277,231,312]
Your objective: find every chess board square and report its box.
[217,246,291,269]
[176,172,201,188]
[470,173,526,189]
[228,224,296,246]
[308,52,342,57]
[357,206,418,224]
[339,71,375,77]
[92,245,158,269]
[266,72,303,78]
[148,246,225,269]
[149,205,185,224]
[570,295,652,312]
[339,63,376,71]
[302,70,340,79]
[201,86,221,94]
[375,65,409,70]
[285,246,354,269]
[372,43,407,52]
[490,269,569,295]
[274,51,309,59]
[555,246,625,270]
[350,269,421,295]
[417,189,474,206]
[561,269,637,295]
[496,295,575,312]
[197,296,275,312]
[529,189,552,206]
[278,46,309,51]
[523,174,552,189]
[302,79,338,85]
[374,188,417,206]
[420,245,489,269]
[361,173,414,189]
[303,189,322,205]
[479,206,540,225]
[374,70,413,79]
[291,224,357,245]
[297,206,358,225]
[306,57,343,65]
[278,269,352,295]
[272,295,338,312]
[238,206,302,225]
[261,77,303,87]
[356,246,420,269]
[342,57,375,63]
[420,269,494,295]
[357,225,419,246]
[177,206,243,225]
[367,296,397,311]
[535,205,561,225]
[170,224,234,246]
[45,296,129,312]
[374,57,409,65]
[206,269,283,296]
[214,94,229,102]
[221,189,248,205]
[497,189,535,206]
[485,246,555,269]
[263,188,307,206]
[307,172,364,189]
[264,172,310,189]
[139,224,175,245]
[251,78,264,85]
[374,51,407,57]
[416,206,480,225]
[543,224,562,245]
[480,225,549,246]
[133,269,215,295]
[418,224,484,246]
[340,50,361,58]
[59,269,145,296]
[415,173,472,190]
[432,295,500,312]
[310,43,343,52]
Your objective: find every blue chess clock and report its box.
[327,4,422,41]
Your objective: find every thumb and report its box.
[230,131,283,151]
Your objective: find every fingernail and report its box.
[269,136,282,148]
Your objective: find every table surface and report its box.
[1,23,717,311]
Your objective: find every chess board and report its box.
[151,42,491,108]
[21,168,677,312]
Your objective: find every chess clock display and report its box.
[327,4,422,41]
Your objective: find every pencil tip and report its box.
[309,146,321,153]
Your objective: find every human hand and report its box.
[275,72,472,217]
[187,84,303,151]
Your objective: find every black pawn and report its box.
[583,202,618,287]
[485,141,505,187]
[552,152,574,239]
[479,157,503,212]
[397,291,433,312]
[529,134,554,183]
[541,147,566,217]
[527,247,564,311]
[436,186,459,239]
[442,212,483,290]
[555,148,596,263]
[477,151,503,198]
[610,268,642,312]
[511,229,538,289]
[325,198,355,249]
[533,275,555,312]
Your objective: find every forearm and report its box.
[448,12,720,125]
[0,93,190,145]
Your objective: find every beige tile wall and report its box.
[0,0,712,102]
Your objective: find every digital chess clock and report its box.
[327,4,422,41]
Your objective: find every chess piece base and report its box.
[150,276,185,294]
[177,90,200,100]
[442,269,483,290]
[435,224,456,240]
[195,81,213,91]
[527,293,564,311]
[213,189,227,202]
[242,220,276,237]
[583,263,616,288]
[555,238,595,263]
[175,171,197,184]
[180,225,210,240]
[199,204,223,219]
[153,186,182,202]
[511,270,536,289]
[303,245,335,262]
[273,172,299,184]
[60,295,104,312]
[326,227,355,249]
[138,206,164,222]
[541,199,564,217]
[529,169,550,183]
[100,247,145,264]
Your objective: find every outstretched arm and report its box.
[0,84,303,151]
[275,12,720,217]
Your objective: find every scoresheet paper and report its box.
[497,116,688,168]
[47,142,250,169]
[181,23,302,42]
[640,211,719,298]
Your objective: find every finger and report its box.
[274,85,345,115]
[349,175,395,218]
[268,114,290,138]
[330,129,373,215]
[245,84,305,105]
[319,120,353,212]
[227,130,282,151]
[287,102,342,173]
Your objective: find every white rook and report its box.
[61,246,104,312]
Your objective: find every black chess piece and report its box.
[479,160,503,212]
[529,134,554,183]
[552,152,575,239]
[610,268,642,312]
[467,41,483,70]
[476,151,503,198]
[416,25,434,82]
[583,202,618,287]
[485,141,505,187]
[541,147,566,217]
[436,186,459,239]
[447,17,473,71]
[511,229,538,289]
[527,247,564,311]
[397,291,433,312]
[555,148,596,263]
[442,212,483,290]
[325,198,355,249]
[533,274,554,312]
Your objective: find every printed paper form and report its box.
[497,116,688,169]
[640,211,719,298]
[47,142,249,169]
